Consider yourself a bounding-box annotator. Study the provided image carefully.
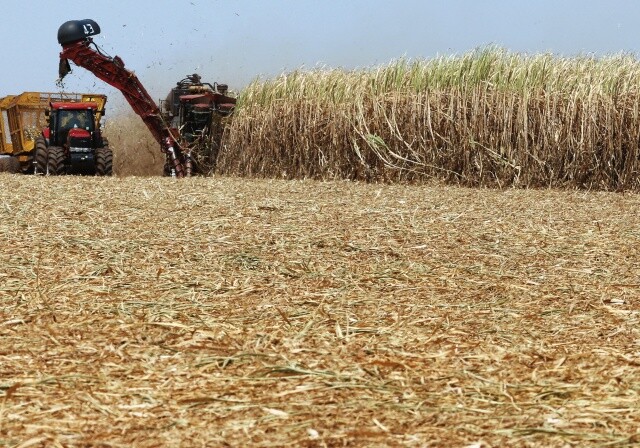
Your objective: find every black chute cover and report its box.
[57,19,101,45]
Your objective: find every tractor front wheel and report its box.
[95,146,113,176]
[47,146,68,175]
[34,137,48,174]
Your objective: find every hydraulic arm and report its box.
[57,19,189,177]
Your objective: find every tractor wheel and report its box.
[95,146,113,176]
[47,146,68,175]
[34,137,48,174]
[0,157,21,173]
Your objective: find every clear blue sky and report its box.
[2,0,640,111]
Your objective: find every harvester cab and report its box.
[164,74,234,135]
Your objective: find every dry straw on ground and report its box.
[218,49,640,190]
[1,173,639,446]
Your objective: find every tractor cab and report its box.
[48,102,96,146]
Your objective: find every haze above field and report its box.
[3,0,640,111]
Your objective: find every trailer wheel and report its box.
[7,157,21,173]
[47,146,68,175]
[95,146,113,176]
[0,157,21,173]
[34,137,48,174]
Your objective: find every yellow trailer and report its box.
[0,92,106,173]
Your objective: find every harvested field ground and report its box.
[1,174,639,447]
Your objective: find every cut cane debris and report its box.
[0,175,638,446]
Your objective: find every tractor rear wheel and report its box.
[47,146,68,175]
[34,137,48,174]
[95,146,113,176]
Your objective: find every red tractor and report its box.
[34,99,112,175]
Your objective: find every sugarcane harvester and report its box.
[57,19,236,177]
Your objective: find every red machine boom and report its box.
[57,19,189,177]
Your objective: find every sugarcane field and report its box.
[2,8,640,448]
